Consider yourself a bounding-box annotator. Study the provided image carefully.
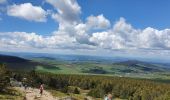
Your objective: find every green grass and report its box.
[34,58,170,81]
[49,89,90,100]
[49,89,68,97]
[36,65,82,74]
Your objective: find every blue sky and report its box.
[1,0,170,34]
[79,0,170,29]
[0,0,170,59]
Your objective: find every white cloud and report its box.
[46,0,81,24]
[0,31,93,50]
[46,0,92,45]
[138,27,170,49]
[86,14,110,29]
[90,31,125,49]
[7,3,47,22]
[0,32,44,48]
[90,18,170,50]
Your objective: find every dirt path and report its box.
[16,87,59,100]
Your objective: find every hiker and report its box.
[39,83,44,95]
[104,93,113,100]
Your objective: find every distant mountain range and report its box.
[114,60,168,73]
[0,51,170,65]
[0,54,56,71]
[0,54,29,63]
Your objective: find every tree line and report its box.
[13,70,170,100]
[0,64,11,92]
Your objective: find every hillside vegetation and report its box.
[0,64,25,100]
[13,71,170,100]
[1,55,170,99]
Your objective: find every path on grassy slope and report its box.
[16,87,59,100]
[16,87,122,100]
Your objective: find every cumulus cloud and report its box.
[0,32,44,48]
[46,1,111,45]
[90,31,125,49]
[46,0,81,24]
[138,27,170,49]
[90,18,170,50]
[46,0,92,45]
[86,14,110,29]
[0,31,95,51]
[7,3,47,22]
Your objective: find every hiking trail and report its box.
[16,87,59,100]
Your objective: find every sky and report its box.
[0,0,170,59]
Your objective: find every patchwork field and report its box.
[32,57,170,80]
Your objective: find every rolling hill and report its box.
[0,54,170,79]
[114,60,166,73]
[0,54,29,63]
[31,57,170,78]
[0,55,56,71]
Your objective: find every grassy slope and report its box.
[34,58,170,80]
[49,89,88,100]
[49,89,125,100]
[0,87,25,100]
